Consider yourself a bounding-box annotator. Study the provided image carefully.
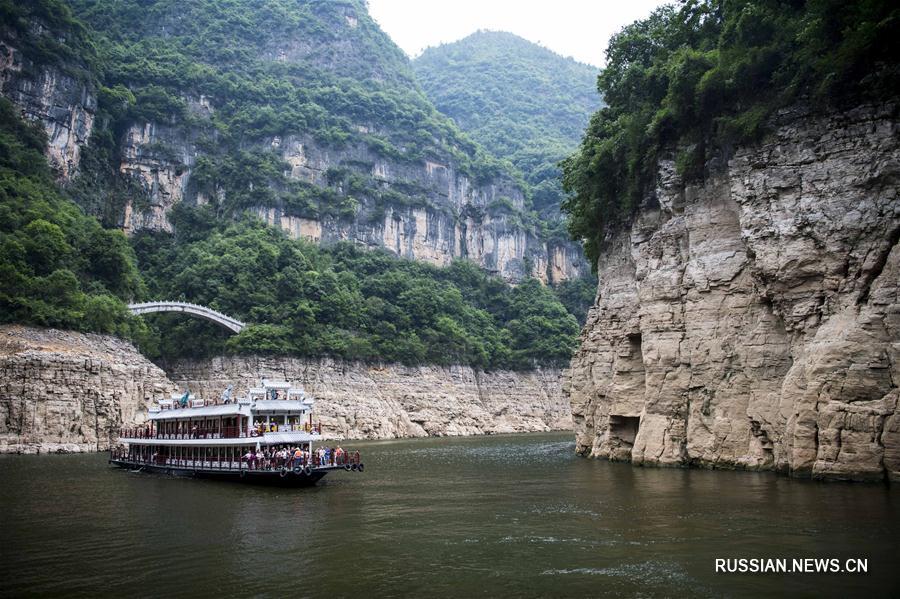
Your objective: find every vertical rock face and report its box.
[565,103,900,481]
[0,326,177,454]
[119,122,196,233]
[116,125,584,282]
[0,25,95,181]
[164,356,572,440]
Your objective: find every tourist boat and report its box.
[109,380,363,486]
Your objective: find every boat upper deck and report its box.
[149,403,249,420]
[120,380,328,447]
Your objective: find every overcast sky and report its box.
[368,0,670,67]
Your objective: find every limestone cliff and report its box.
[0,18,95,181]
[117,120,584,283]
[165,356,571,439]
[0,326,177,454]
[565,103,900,481]
[0,325,571,453]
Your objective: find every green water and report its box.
[0,433,897,598]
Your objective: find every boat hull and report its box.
[109,459,346,487]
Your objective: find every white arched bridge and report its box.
[127,301,246,334]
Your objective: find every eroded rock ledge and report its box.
[0,325,571,453]
[165,356,571,439]
[0,325,176,454]
[564,103,900,482]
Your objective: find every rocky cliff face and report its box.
[0,325,570,453]
[565,103,900,481]
[165,356,571,439]
[118,122,583,283]
[0,326,177,454]
[0,21,95,181]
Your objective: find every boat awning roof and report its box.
[149,405,249,421]
[252,400,312,413]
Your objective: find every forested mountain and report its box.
[413,31,601,220]
[0,0,584,367]
[65,0,585,284]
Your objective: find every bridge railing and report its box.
[127,301,246,332]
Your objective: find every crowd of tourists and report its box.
[240,445,357,470]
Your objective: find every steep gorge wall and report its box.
[165,356,571,439]
[0,326,177,454]
[0,22,95,181]
[565,103,900,481]
[118,121,584,283]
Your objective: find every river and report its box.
[0,433,897,597]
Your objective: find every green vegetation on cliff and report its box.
[134,208,579,368]
[414,31,601,221]
[0,0,587,369]
[562,0,900,267]
[0,86,579,367]
[0,98,147,337]
[64,0,516,223]
[0,0,96,82]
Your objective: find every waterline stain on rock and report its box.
[565,103,900,482]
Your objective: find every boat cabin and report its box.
[110,380,362,486]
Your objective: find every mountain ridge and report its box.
[413,29,601,228]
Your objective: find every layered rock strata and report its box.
[115,122,584,283]
[565,103,900,481]
[0,326,177,454]
[0,326,570,453]
[165,356,572,439]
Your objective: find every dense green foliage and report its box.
[134,208,579,368]
[63,0,518,223]
[414,31,602,222]
[562,0,900,267]
[551,277,596,326]
[0,0,95,82]
[0,98,148,338]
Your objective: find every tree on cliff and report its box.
[562,0,900,267]
[133,209,579,368]
[0,97,148,338]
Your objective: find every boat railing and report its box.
[118,423,324,440]
[109,448,362,471]
[252,423,323,435]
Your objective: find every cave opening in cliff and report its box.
[608,415,640,449]
[627,332,642,355]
